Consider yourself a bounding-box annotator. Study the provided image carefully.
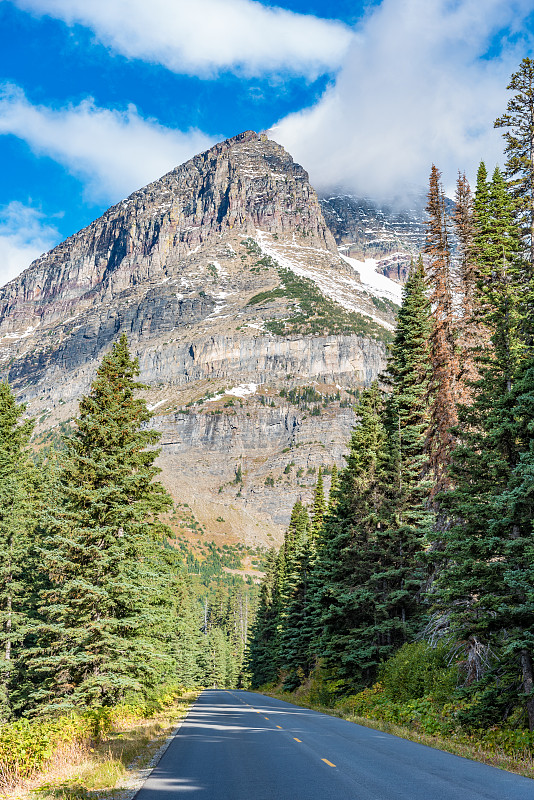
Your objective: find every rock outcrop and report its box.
[0,131,336,337]
[0,131,398,546]
[320,192,428,282]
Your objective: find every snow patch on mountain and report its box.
[339,254,403,305]
[205,383,260,403]
[255,230,398,331]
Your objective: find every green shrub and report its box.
[0,685,185,788]
[455,688,515,732]
[337,683,461,736]
[0,715,91,787]
[84,707,115,740]
[307,661,346,706]
[379,641,457,703]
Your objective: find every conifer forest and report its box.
[249,57,534,743]
[0,334,257,723]
[3,57,534,786]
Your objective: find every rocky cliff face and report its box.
[0,131,336,337]
[0,132,398,547]
[320,192,428,282]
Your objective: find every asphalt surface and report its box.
[134,689,534,799]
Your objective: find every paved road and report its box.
[135,689,534,799]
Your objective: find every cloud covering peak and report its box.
[273,0,534,198]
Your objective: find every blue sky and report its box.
[0,0,533,285]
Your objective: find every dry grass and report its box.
[259,690,534,781]
[343,712,534,780]
[3,692,199,800]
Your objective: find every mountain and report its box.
[0,131,402,549]
[319,192,428,283]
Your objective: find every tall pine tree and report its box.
[30,335,176,711]
[279,501,315,689]
[495,57,534,271]
[434,163,534,727]
[313,384,387,690]
[453,171,481,404]
[0,383,37,720]
[247,549,282,688]
[368,259,433,665]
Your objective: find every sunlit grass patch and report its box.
[247,265,393,342]
[2,691,199,800]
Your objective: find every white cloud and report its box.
[0,85,216,202]
[273,0,534,199]
[0,202,60,286]
[9,0,352,78]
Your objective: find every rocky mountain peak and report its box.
[320,192,428,283]
[0,131,335,337]
[0,132,401,547]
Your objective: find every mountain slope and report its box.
[320,192,428,282]
[0,131,399,547]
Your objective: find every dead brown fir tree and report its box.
[452,171,486,405]
[424,165,457,496]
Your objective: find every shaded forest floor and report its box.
[3,691,200,800]
[256,686,534,781]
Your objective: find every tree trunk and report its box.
[520,649,534,731]
[5,591,11,664]
[1,591,12,709]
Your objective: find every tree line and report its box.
[0,334,253,722]
[247,58,534,733]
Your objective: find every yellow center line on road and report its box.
[322,759,336,768]
[293,738,302,742]
[264,716,269,720]
[276,725,282,729]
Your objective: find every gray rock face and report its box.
[0,132,390,545]
[320,192,428,282]
[0,131,336,338]
[139,334,383,387]
[8,289,216,385]
[153,402,357,531]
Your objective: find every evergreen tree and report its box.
[434,164,534,728]
[312,262,433,690]
[311,469,325,544]
[247,550,282,688]
[491,362,534,729]
[279,501,314,688]
[435,366,534,725]
[172,579,205,687]
[328,464,339,507]
[225,586,253,687]
[465,162,493,360]
[473,160,490,239]
[203,628,228,687]
[495,57,534,270]
[0,383,36,719]
[453,171,480,403]
[313,384,387,689]
[30,335,175,711]
[367,260,433,663]
[473,166,525,391]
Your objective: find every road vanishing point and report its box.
[135,689,534,799]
